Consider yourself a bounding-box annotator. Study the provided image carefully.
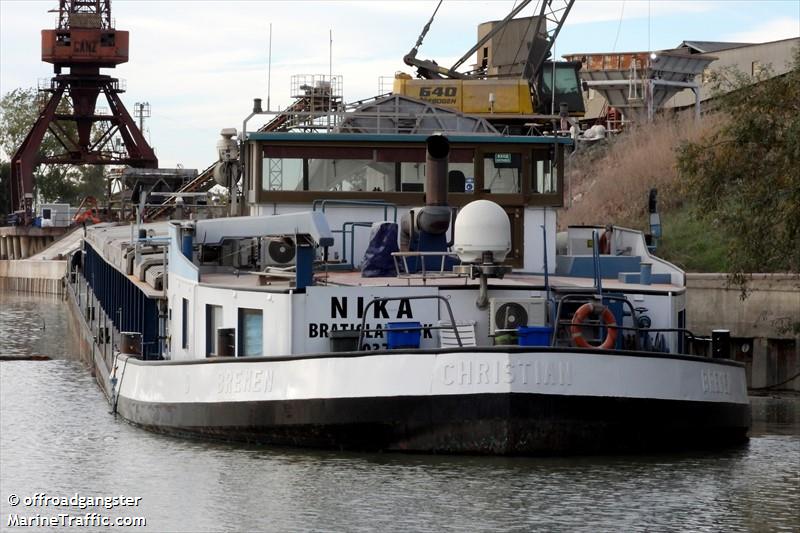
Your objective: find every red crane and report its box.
[9,0,157,224]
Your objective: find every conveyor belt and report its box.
[144,94,333,221]
[143,162,216,221]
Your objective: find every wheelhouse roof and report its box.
[245,132,573,145]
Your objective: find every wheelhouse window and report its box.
[261,145,475,193]
[538,62,584,114]
[263,157,303,191]
[484,152,522,193]
[532,150,558,194]
[181,298,189,349]
[399,161,475,193]
[238,308,263,357]
[309,158,391,192]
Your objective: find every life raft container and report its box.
[570,303,618,349]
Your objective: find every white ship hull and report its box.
[107,347,750,454]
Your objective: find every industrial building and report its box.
[569,37,799,123]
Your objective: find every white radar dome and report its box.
[453,200,511,263]
[217,128,239,162]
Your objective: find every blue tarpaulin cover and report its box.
[361,222,399,277]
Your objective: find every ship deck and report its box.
[82,221,682,296]
[198,269,680,294]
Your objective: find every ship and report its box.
[64,128,750,455]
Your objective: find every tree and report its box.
[0,88,49,159]
[677,48,800,286]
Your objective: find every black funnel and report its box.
[425,135,449,207]
[416,135,451,235]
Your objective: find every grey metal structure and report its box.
[404,0,574,86]
[675,41,752,54]
[580,53,716,121]
[268,158,284,191]
[337,95,499,135]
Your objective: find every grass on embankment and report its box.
[560,113,730,272]
[655,203,730,272]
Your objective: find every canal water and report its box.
[1,292,798,532]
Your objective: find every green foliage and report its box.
[656,203,730,272]
[0,88,43,158]
[677,47,800,283]
[0,87,109,206]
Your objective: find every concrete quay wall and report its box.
[0,259,68,295]
[686,273,799,391]
[0,226,69,260]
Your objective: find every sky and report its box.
[1,0,798,170]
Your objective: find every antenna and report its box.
[551,42,556,116]
[134,102,151,133]
[267,23,272,112]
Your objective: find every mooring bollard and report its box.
[711,329,731,359]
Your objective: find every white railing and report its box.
[391,251,465,284]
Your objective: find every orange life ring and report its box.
[570,303,618,349]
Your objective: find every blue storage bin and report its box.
[517,326,553,347]
[386,321,422,349]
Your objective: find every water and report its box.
[1,292,798,532]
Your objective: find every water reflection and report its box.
[0,293,798,532]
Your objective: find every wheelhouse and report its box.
[242,133,570,268]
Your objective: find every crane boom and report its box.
[404,0,467,79]
[404,0,573,83]
[406,0,443,60]
[523,0,575,84]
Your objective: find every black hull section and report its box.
[119,393,750,455]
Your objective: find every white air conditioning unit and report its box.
[489,297,547,334]
[262,236,296,267]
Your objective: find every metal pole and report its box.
[328,29,333,131]
[648,0,652,53]
[541,224,550,294]
[267,23,272,112]
[694,87,701,121]
[551,42,556,116]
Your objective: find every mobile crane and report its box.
[394,0,583,130]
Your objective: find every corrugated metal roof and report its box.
[676,41,753,54]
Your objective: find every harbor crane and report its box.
[9,0,157,224]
